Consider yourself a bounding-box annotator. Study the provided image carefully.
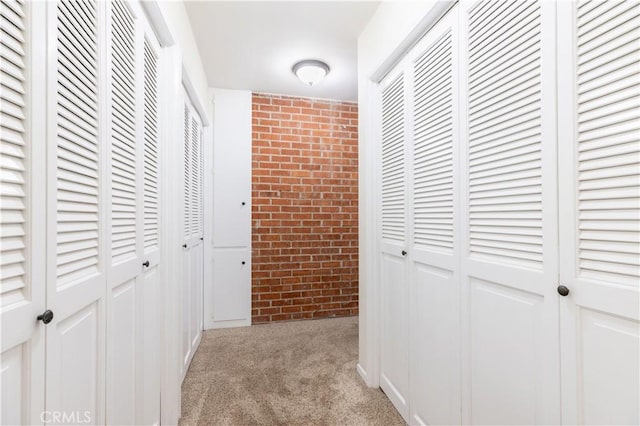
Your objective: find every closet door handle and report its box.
[401,250,407,256]
[557,285,570,296]
[242,201,246,206]
[241,261,246,265]
[142,260,150,268]
[182,243,187,248]
[37,310,54,325]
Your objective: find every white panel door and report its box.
[459,1,560,424]
[379,69,410,421]
[212,90,251,249]
[0,1,46,424]
[557,2,640,424]
[211,249,251,323]
[209,88,252,329]
[409,5,460,425]
[45,0,106,422]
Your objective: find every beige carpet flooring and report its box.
[179,316,405,426]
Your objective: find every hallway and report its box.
[179,317,404,426]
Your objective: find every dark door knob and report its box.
[401,250,407,256]
[242,202,246,206]
[241,261,246,265]
[142,260,150,268]
[37,310,54,324]
[557,285,570,296]
[182,243,187,248]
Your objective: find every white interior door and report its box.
[408,5,461,425]
[181,96,203,378]
[181,103,192,373]
[209,89,252,329]
[1,1,46,424]
[105,1,162,424]
[138,23,162,426]
[379,69,410,421]
[557,2,640,424]
[459,1,561,424]
[45,0,106,422]
[189,113,203,358]
[105,1,143,423]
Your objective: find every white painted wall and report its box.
[357,1,437,387]
[156,0,212,124]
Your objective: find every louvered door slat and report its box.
[467,0,543,268]
[56,0,99,284]
[381,74,405,242]
[143,39,159,251]
[109,0,136,264]
[413,30,454,251]
[576,0,640,286]
[0,0,27,302]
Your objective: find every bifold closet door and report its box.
[459,1,560,424]
[181,99,203,377]
[379,69,410,420]
[409,5,460,425]
[45,0,107,421]
[105,1,162,424]
[138,24,162,426]
[0,1,46,424]
[557,1,640,424]
[106,1,144,423]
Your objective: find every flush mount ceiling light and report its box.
[292,60,330,86]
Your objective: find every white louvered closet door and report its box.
[189,113,203,358]
[379,68,410,420]
[181,97,203,378]
[45,0,106,422]
[0,1,46,424]
[104,0,162,424]
[408,5,460,426]
[181,103,192,375]
[106,0,142,422]
[138,20,162,426]
[459,1,560,424]
[557,2,640,424]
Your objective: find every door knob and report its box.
[242,261,246,265]
[242,202,246,206]
[182,243,187,248]
[37,310,54,324]
[401,250,407,256]
[557,285,570,296]
[142,260,150,268]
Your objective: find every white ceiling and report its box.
[184,1,379,102]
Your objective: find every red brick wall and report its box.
[251,93,358,323]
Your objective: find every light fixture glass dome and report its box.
[292,60,330,86]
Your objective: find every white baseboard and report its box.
[357,363,370,386]
[206,318,251,330]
